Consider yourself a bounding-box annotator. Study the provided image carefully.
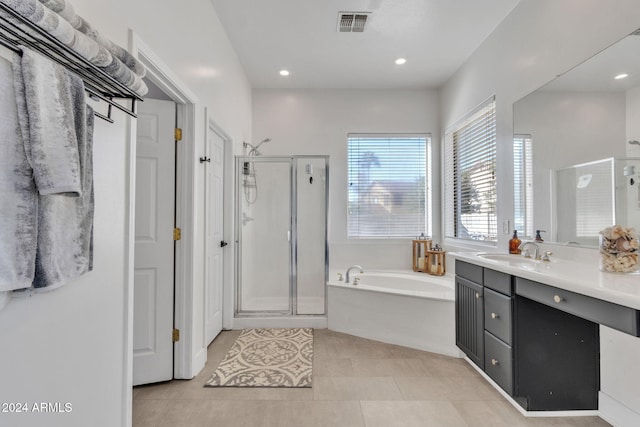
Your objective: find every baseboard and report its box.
[599,392,640,427]
[232,316,328,329]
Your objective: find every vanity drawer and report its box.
[456,260,483,284]
[484,268,512,296]
[516,277,640,336]
[484,288,512,345]
[484,331,513,394]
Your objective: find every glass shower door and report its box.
[237,158,292,314]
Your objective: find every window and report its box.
[513,134,533,238]
[348,134,431,238]
[444,97,497,242]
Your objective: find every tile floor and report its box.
[133,329,611,427]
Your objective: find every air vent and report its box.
[337,12,370,32]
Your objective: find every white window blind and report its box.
[348,134,431,238]
[444,98,497,242]
[513,134,533,238]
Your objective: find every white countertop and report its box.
[450,251,640,310]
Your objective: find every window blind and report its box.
[513,134,533,238]
[444,98,497,242]
[347,134,431,238]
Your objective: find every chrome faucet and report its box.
[519,242,539,260]
[345,265,364,284]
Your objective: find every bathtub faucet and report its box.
[345,265,364,284]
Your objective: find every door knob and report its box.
[199,156,211,163]
[491,312,499,319]
[220,241,228,248]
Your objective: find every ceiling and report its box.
[542,34,640,93]
[209,0,520,89]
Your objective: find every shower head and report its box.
[254,138,271,150]
[629,140,640,146]
[244,138,271,156]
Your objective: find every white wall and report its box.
[252,88,440,272]
[440,0,640,425]
[0,1,252,426]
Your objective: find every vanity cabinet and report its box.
[455,259,601,411]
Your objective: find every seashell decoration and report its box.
[599,225,639,273]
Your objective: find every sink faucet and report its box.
[345,265,364,284]
[519,242,539,260]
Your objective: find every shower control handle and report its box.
[220,241,228,248]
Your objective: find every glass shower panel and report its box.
[556,158,614,246]
[295,157,327,315]
[238,159,292,313]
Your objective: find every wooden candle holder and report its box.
[412,239,432,272]
[425,249,446,276]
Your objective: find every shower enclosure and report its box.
[235,156,328,317]
[555,157,640,246]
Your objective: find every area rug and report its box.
[205,328,313,388]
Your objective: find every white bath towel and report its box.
[13,47,94,290]
[0,55,38,292]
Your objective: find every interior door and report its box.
[204,122,225,346]
[133,98,176,386]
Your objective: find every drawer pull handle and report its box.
[491,312,499,319]
[491,358,499,366]
[475,292,481,299]
[553,295,563,303]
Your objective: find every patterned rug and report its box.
[205,328,313,388]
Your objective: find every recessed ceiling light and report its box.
[614,73,628,80]
[279,69,290,76]
[395,58,407,65]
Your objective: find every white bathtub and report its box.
[327,270,461,357]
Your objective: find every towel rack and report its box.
[0,4,142,123]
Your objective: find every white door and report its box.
[133,99,176,386]
[204,123,225,345]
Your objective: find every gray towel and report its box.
[39,0,147,78]
[13,46,84,195]
[1,0,148,96]
[0,55,38,292]
[33,106,94,290]
[13,47,94,290]
[0,0,112,67]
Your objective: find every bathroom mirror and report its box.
[513,32,640,247]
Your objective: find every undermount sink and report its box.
[476,253,540,267]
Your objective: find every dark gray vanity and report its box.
[455,259,640,412]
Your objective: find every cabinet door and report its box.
[455,276,484,368]
[514,295,599,410]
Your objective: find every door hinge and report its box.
[172,328,180,342]
[173,227,181,241]
[174,128,183,141]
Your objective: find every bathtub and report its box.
[327,270,461,357]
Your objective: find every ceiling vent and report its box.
[337,12,370,32]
